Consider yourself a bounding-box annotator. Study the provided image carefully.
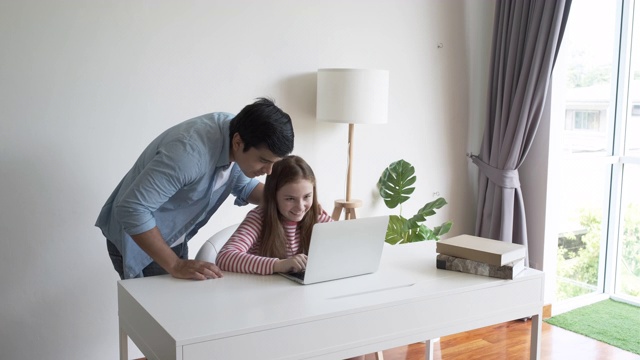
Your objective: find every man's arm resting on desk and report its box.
[131,227,223,280]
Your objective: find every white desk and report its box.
[118,241,544,360]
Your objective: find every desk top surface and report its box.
[118,241,543,344]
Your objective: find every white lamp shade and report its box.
[316,68,389,124]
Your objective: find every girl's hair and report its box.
[259,155,319,259]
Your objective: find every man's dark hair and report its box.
[229,98,294,157]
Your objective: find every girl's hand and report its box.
[273,254,308,273]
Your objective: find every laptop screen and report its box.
[280,215,389,285]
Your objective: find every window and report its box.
[552,0,640,308]
[572,110,600,130]
[564,109,603,132]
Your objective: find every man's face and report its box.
[231,133,281,178]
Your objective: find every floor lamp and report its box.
[316,68,389,221]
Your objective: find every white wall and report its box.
[0,1,495,359]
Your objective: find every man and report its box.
[96,98,294,280]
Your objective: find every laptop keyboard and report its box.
[288,271,305,280]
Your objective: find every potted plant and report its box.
[377,159,453,244]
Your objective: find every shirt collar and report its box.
[216,120,232,168]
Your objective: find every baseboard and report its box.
[543,303,552,319]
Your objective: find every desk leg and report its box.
[374,350,384,359]
[424,339,434,360]
[530,313,541,360]
[119,326,128,360]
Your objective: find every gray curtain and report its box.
[471,0,572,255]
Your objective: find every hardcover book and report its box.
[436,254,525,280]
[436,234,526,266]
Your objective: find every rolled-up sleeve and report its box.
[230,165,259,206]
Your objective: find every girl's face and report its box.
[276,179,314,222]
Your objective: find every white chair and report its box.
[195,223,240,263]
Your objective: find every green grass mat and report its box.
[544,299,640,355]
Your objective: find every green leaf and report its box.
[377,159,416,209]
[417,197,448,216]
[419,224,431,236]
[404,198,448,228]
[385,215,409,245]
[377,160,453,245]
[407,224,430,243]
[435,221,453,237]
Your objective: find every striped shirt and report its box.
[217,206,333,274]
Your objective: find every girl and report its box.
[217,155,368,360]
[217,155,333,274]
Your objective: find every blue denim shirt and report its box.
[95,112,259,279]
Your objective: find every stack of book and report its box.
[435,234,526,279]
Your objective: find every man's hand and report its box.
[170,259,224,280]
[131,227,224,281]
[273,254,307,273]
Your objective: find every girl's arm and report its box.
[318,208,334,223]
[216,208,279,275]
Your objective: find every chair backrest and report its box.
[195,223,240,264]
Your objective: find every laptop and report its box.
[279,215,390,285]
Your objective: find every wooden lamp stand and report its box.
[331,123,363,221]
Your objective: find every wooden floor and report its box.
[136,320,639,360]
[364,320,640,360]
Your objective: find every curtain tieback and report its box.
[470,155,521,189]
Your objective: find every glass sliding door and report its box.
[552,0,640,307]
[617,165,640,300]
[614,0,640,302]
[553,0,618,302]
